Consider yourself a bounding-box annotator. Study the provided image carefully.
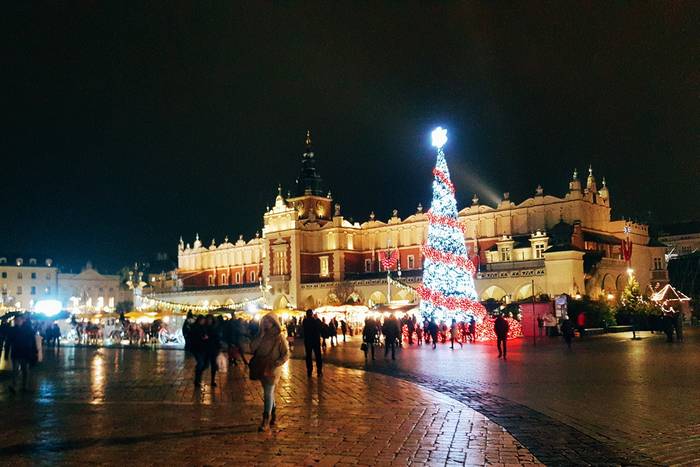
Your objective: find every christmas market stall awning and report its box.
[650,284,690,303]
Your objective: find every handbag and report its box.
[360,342,368,352]
[248,354,265,381]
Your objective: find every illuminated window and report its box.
[364,259,372,272]
[208,275,214,286]
[347,234,354,250]
[235,272,241,284]
[534,243,545,259]
[407,255,415,269]
[319,256,330,277]
[221,273,227,285]
[500,248,511,262]
[250,271,256,282]
[653,257,663,270]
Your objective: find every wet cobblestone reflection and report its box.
[0,346,540,466]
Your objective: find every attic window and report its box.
[29,258,37,265]
[0,258,6,264]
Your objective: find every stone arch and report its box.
[601,273,615,293]
[272,294,290,310]
[395,289,414,302]
[513,283,534,301]
[480,285,507,301]
[368,291,387,307]
[224,298,236,306]
[615,274,625,292]
[210,300,221,308]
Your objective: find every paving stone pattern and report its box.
[307,330,700,466]
[0,347,541,466]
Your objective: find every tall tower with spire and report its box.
[286,130,333,222]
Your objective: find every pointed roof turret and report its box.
[295,130,325,196]
[569,168,582,192]
[586,165,597,192]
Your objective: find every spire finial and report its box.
[602,177,607,187]
[305,129,312,147]
[573,168,578,180]
[277,184,282,196]
[589,164,593,176]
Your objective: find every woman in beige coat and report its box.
[250,312,289,431]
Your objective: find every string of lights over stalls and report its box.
[417,127,522,341]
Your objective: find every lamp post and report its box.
[532,278,536,346]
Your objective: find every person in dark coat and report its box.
[205,315,221,387]
[340,319,348,342]
[407,317,415,345]
[427,318,439,349]
[7,314,37,392]
[190,316,210,387]
[561,316,575,350]
[672,308,684,342]
[302,310,323,377]
[362,318,379,360]
[494,314,509,359]
[182,311,195,354]
[382,315,401,360]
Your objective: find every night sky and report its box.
[5,3,698,273]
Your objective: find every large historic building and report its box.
[0,255,58,311]
[159,133,668,311]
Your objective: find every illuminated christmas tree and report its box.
[417,127,521,340]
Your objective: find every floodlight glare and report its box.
[35,299,62,317]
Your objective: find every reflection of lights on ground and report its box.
[90,353,105,404]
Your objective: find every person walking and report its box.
[340,319,348,343]
[407,317,415,345]
[672,308,684,342]
[249,313,289,432]
[428,318,439,349]
[382,315,400,360]
[190,316,210,387]
[362,318,378,360]
[494,314,509,360]
[182,311,195,356]
[302,310,323,377]
[329,318,338,347]
[7,314,38,393]
[415,322,423,346]
[468,317,476,343]
[561,316,575,350]
[450,319,462,349]
[205,315,221,387]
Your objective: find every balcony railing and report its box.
[480,259,545,272]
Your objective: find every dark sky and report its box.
[5,2,698,273]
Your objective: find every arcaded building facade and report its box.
[162,134,668,310]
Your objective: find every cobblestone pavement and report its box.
[304,330,700,466]
[0,347,541,466]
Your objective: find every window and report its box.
[407,255,415,269]
[1,272,6,278]
[17,286,22,295]
[0,258,5,264]
[500,247,511,262]
[534,243,545,259]
[653,257,663,270]
[221,273,227,284]
[208,275,214,286]
[31,286,36,295]
[16,258,23,266]
[29,258,37,265]
[250,271,256,283]
[99,288,104,293]
[235,272,241,284]
[17,272,23,279]
[31,272,37,279]
[347,234,354,250]
[364,259,372,273]
[109,288,114,292]
[46,273,51,280]
[319,256,330,277]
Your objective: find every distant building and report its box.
[58,262,129,312]
[157,133,668,310]
[0,255,58,312]
[658,221,700,258]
